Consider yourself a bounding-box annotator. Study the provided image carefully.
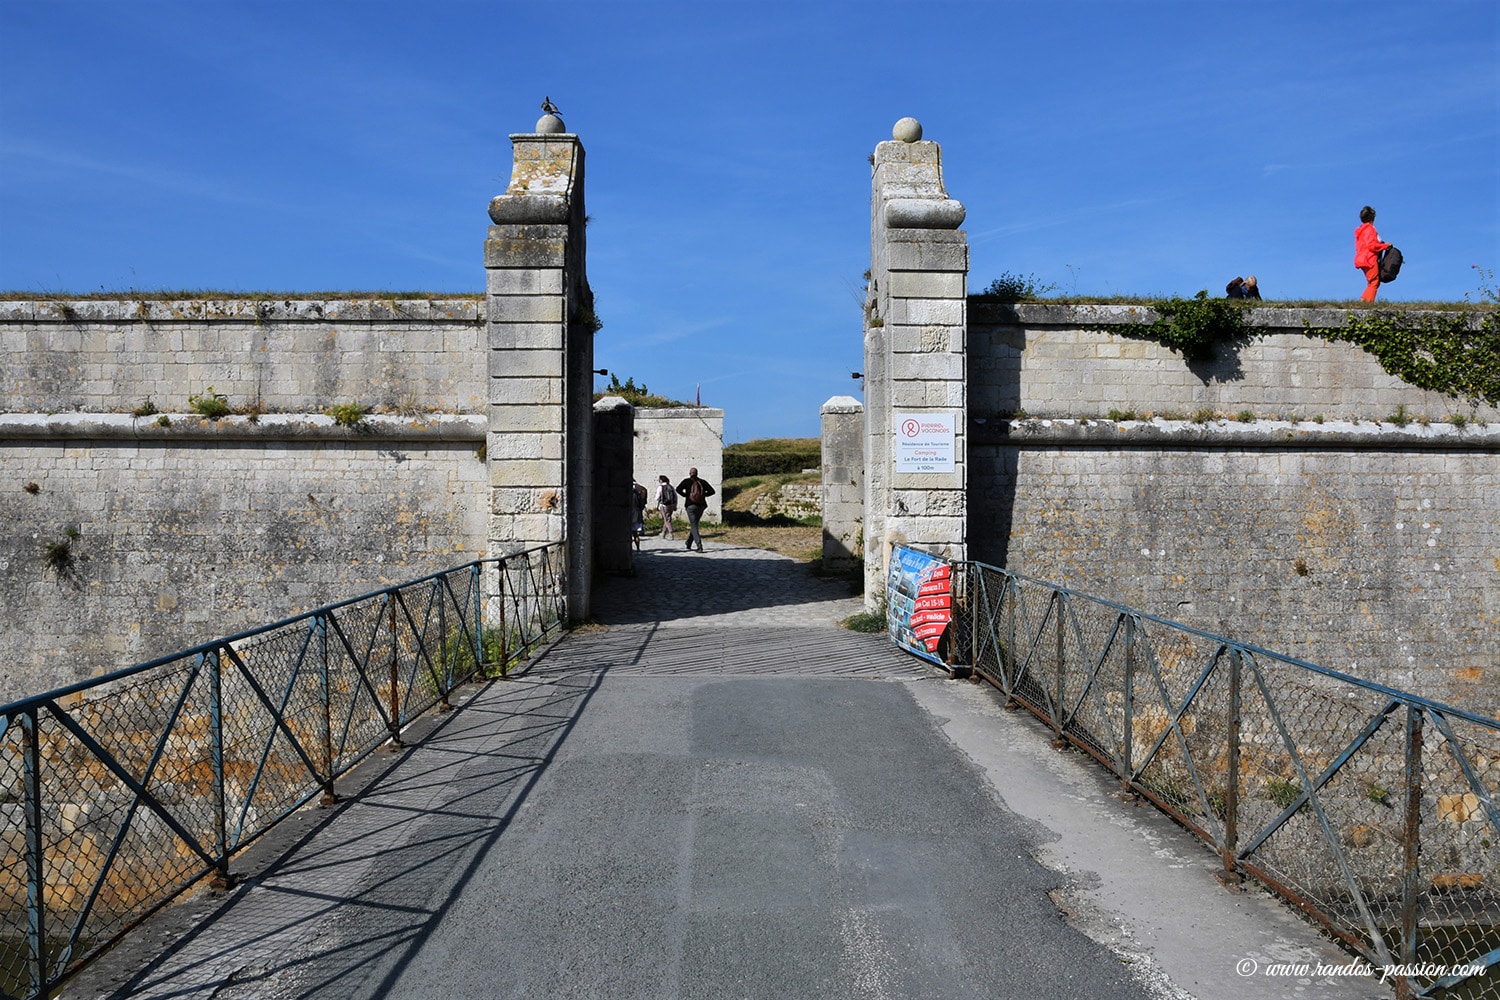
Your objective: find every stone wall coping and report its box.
[0,413,486,442]
[821,395,864,413]
[971,301,1494,329]
[970,415,1500,450]
[0,298,484,323]
[630,407,726,419]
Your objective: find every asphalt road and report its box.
[71,538,1386,999]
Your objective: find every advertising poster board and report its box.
[886,545,952,665]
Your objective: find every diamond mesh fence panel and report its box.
[0,550,559,999]
[951,559,1499,997]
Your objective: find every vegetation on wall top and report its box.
[969,272,1060,303]
[724,438,820,478]
[590,373,692,409]
[1060,292,1498,406]
[1312,310,1499,406]
[1095,290,1249,362]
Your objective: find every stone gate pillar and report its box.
[864,117,968,605]
[485,108,595,620]
[820,395,864,573]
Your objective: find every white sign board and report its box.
[895,413,955,473]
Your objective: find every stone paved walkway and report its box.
[593,534,866,629]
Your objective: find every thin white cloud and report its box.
[0,138,281,211]
[606,317,734,349]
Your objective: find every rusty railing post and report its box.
[318,615,336,805]
[1396,704,1424,1000]
[1219,648,1243,888]
[207,648,233,889]
[472,562,484,678]
[387,595,402,749]
[498,559,510,678]
[22,708,47,998]
[1121,615,1136,798]
[1052,590,1067,743]
[437,577,452,712]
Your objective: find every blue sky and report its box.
[2,1,1496,442]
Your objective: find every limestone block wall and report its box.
[0,415,487,703]
[970,303,1500,423]
[0,298,486,415]
[969,420,1500,718]
[631,407,725,523]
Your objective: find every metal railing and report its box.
[948,559,1498,999]
[0,543,566,1000]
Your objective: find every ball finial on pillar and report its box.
[892,117,923,142]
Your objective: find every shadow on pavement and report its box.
[591,543,862,627]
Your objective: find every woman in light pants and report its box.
[655,475,677,539]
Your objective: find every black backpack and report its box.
[1379,246,1403,284]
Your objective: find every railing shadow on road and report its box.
[98,655,608,1000]
[0,547,567,1000]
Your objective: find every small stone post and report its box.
[864,117,969,605]
[485,107,595,620]
[820,395,864,573]
[591,396,635,576]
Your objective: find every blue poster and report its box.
[886,546,952,665]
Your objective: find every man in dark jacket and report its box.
[675,467,716,552]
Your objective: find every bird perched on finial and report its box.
[541,96,561,116]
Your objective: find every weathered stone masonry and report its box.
[484,120,595,619]
[864,118,969,600]
[0,410,487,703]
[0,116,623,702]
[853,119,1500,717]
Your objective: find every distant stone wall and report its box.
[970,419,1500,718]
[0,298,486,415]
[0,415,486,703]
[970,303,1500,423]
[631,407,725,523]
[0,296,494,702]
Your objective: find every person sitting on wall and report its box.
[1226,276,1263,300]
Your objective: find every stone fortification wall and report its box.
[631,407,725,523]
[853,122,1499,717]
[0,415,486,703]
[971,303,1500,423]
[969,419,1500,717]
[0,298,486,415]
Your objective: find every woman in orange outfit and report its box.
[1353,206,1391,302]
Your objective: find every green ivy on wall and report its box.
[1084,294,1498,405]
[1090,291,1249,362]
[1305,310,1499,406]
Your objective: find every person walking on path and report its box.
[655,474,677,539]
[1354,205,1391,302]
[631,480,648,552]
[675,467,715,552]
